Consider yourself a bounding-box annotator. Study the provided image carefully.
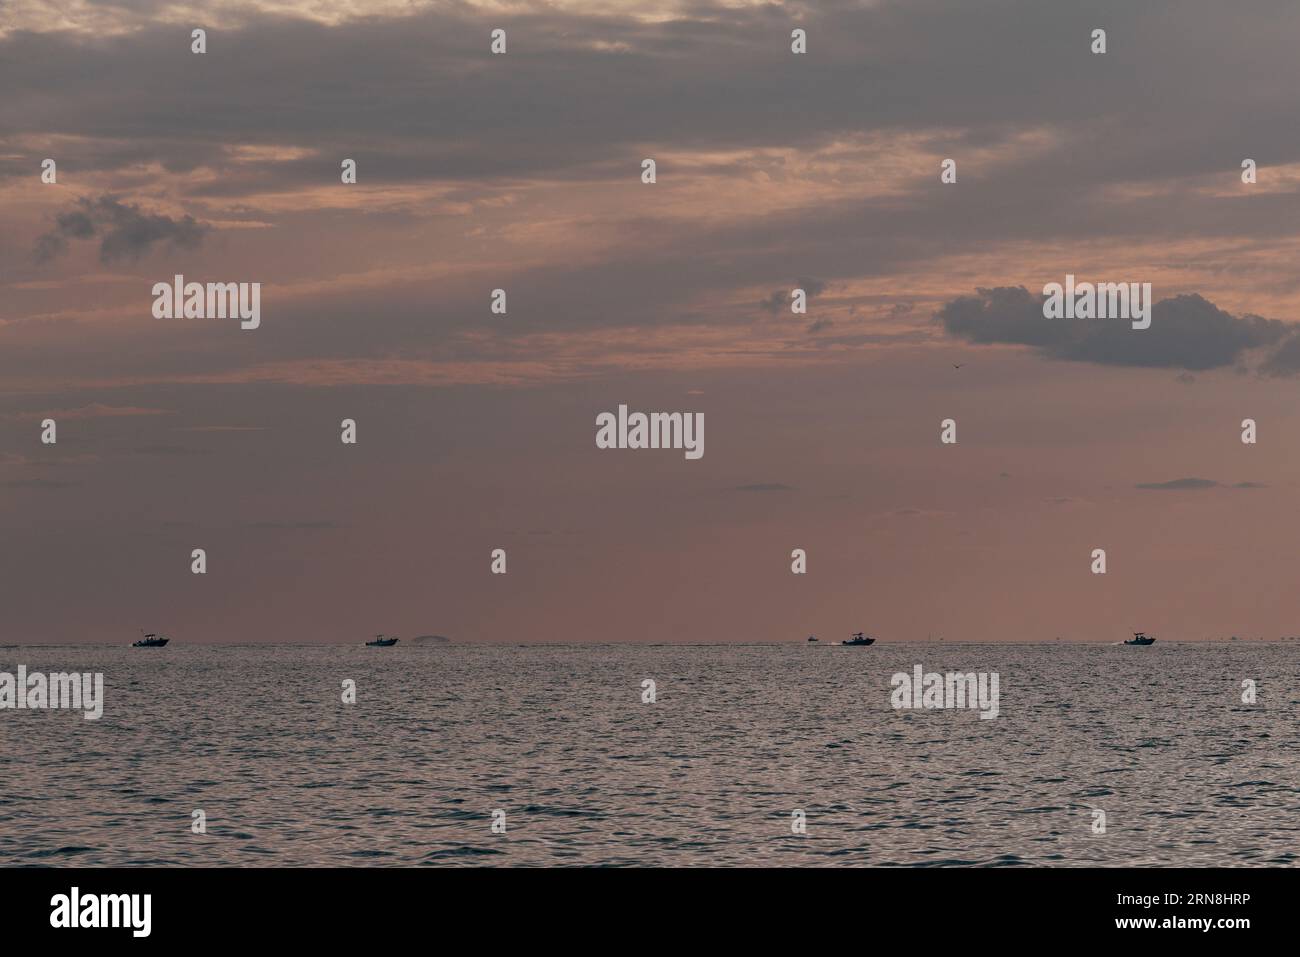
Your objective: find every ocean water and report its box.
[0,642,1296,867]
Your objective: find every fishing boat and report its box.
[365,635,399,647]
[807,635,818,642]
[841,632,876,646]
[1124,631,1155,646]
[132,631,169,648]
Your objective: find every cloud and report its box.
[7,0,1298,198]
[245,520,340,529]
[35,195,208,264]
[3,403,171,421]
[0,478,78,489]
[1259,329,1300,376]
[758,290,786,314]
[7,3,1300,392]
[938,287,1290,371]
[760,277,827,315]
[170,425,269,432]
[130,445,206,456]
[1134,478,1264,490]
[5,3,1300,390]
[797,277,828,298]
[1136,478,1218,490]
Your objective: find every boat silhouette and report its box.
[365,634,399,647]
[132,631,169,648]
[841,632,876,646]
[1124,631,1155,646]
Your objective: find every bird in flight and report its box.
[952,363,964,369]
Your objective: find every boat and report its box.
[807,636,818,642]
[365,634,399,647]
[132,631,169,648]
[841,632,876,646]
[1124,631,1155,646]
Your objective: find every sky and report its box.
[2,0,1299,643]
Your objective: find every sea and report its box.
[0,642,1296,866]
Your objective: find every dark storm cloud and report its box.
[34,195,208,264]
[938,287,1290,371]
